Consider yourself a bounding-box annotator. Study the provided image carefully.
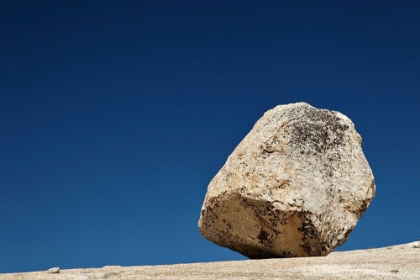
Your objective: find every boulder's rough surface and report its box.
[198,102,375,259]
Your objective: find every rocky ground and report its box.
[1,241,419,280]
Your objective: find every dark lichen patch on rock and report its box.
[297,212,327,256]
[287,108,349,155]
[297,213,319,240]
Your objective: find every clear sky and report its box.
[1,0,419,274]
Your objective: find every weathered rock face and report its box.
[198,102,375,259]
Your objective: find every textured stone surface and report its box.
[198,102,376,258]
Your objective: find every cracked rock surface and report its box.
[198,102,376,258]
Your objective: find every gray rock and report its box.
[47,267,60,274]
[198,102,375,258]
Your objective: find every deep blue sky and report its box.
[1,0,419,273]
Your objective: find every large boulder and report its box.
[198,102,375,259]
